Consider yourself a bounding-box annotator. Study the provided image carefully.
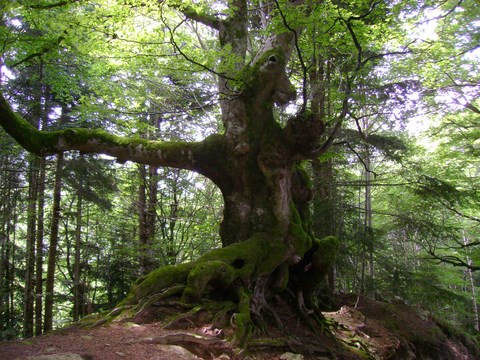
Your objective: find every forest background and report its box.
[0,0,479,342]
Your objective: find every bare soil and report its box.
[1,294,478,360]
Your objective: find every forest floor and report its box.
[1,294,478,360]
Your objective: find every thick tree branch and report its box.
[164,1,221,30]
[26,0,81,9]
[0,93,226,183]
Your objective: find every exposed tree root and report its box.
[73,229,340,357]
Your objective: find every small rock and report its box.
[156,345,198,359]
[215,355,231,360]
[279,352,304,360]
[115,352,125,357]
[19,353,85,360]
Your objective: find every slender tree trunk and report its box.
[0,154,9,334]
[24,156,38,338]
[166,170,180,265]
[138,164,157,274]
[9,214,16,333]
[44,153,63,332]
[138,165,148,275]
[146,165,157,266]
[73,191,82,321]
[464,234,479,332]
[1,208,16,337]
[35,157,46,335]
[312,159,337,298]
[364,146,374,298]
[0,201,7,335]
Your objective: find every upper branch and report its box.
[0,93,226,181]
[164,1,220,30]
[26,0,81,9]
[427,250,480,271]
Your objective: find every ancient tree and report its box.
[0,0,348,346]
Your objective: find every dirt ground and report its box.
[1,294,478,360]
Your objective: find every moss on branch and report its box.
[0,92,229,181]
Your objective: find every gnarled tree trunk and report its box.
[0,0,347,345]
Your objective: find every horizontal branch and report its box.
[10,36,65,68]
[26,0,81,9]
[0,93,226,182]
[426,250,480,271]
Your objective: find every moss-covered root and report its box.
[181,260,236,304]
[290,236,340,311]
[232,287,253,348]
[305,236,340,306]
[119,262,195,306]
[120,231,287,308]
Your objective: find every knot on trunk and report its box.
[284,112,325,157]
[258,57,296,106]
[244,49,296,107]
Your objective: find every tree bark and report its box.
[138,165,157,275]
[44,153,63,332]
[73,191,82,321]
[464,234,479,332]
[35,157,46,335]
[24,156,38,338]
[0,0,350,344]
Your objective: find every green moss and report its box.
[200,232,286,276]
[119,262,194,305]
[241,48,287,95]
[181,260,236,303]
[233,287,252,348]
[315,236,340,269]
[288,201,313,256]
[294,162,313,191]
[120,231,289,309]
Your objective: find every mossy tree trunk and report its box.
[0,0,347,344]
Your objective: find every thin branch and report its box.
[314,78,353,155]
[273,0,308,112]
[340,18,362,71]
[426,250,480,271]
[439,199,480,223]
[10,36,65,68]
[339,141,378,177]
[361,48,413,67]
[161,13,238,84]
[353,114,367,141]
[428,0,463,22]
[445,73,480,114]
[348,0,380,21]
